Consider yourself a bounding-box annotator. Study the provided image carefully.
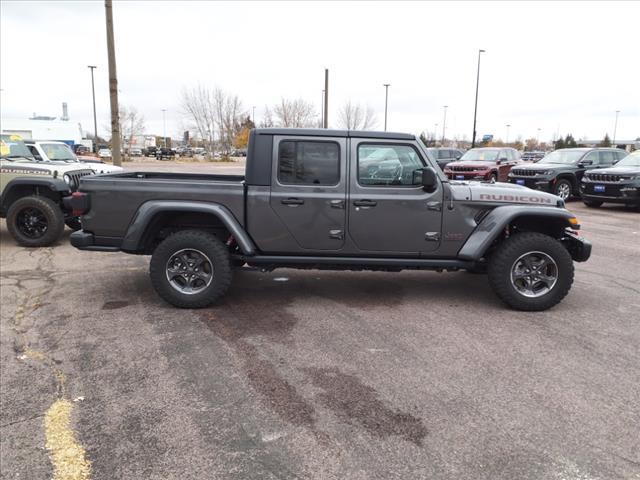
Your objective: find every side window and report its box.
[583,151,599,165]
[358,144,425,186]
[599,151,615,165]
[616,150,627,161]
[27,145,39,157]
[277,141,340,186]
[438,149,449,159]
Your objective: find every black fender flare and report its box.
[120,200,256,255]
[457,205,576,261]
[1,177,70,211]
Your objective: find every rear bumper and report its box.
[70,230,121,251]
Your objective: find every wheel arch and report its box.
[120,200,256,255]
[1,178,69,214]
[458,205,577,261]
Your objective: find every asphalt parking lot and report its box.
[1,163,639,479]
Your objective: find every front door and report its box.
[348,140,443,255]
[269,136,347,251]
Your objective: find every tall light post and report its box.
[252,106,256,125]
[434,123,438,145]
[323,69,329,129]
[161,109,167,147]
[537,128,541,146]
[441,105,448,145]
[471,49,485,148]
[383,83,390,131]
[105,0,121,166]
[612,110,620,146]
[88,65,98,153]
[321,90,325,128]
[506,124,511,145]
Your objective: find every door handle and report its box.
[281,198,304,205]
[330,199,345,209]
[353,199,377,207]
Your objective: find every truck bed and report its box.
[78,171,246,238]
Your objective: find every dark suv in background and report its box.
[508,148,626,201]
[443,147,521,182]
[426,148,464,170]
[580,150,640,208]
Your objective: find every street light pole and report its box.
[612,110,620,146]
[88,65,98,153]
[537,128,541,145]
[506,124,511,145]
[252,106,256,125]
[471,49,485,148]
[162,109,167,147]
[383,83,390,131]
[321,90,325,128]
[434,123,438,145]
[323,68,329,129]
[442,105,448,145]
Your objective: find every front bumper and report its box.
[580,183,640,204]
[508,176,553,192]
[561,231,592,262]
[70,230,121,252]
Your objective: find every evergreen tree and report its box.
[564,134,577,148]
[554,137,565,150]
[598,134,611,147]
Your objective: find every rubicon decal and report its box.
[479,194,553,204]
[1,166,51,175]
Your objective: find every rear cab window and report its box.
[277,140,340,185]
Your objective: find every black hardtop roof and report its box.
[253,128,415,141]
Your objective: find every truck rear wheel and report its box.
[6,196,65,247]
[149,230,232,308]
[488,232,574,311]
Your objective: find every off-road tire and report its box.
[489,172,498,183]
[149,230,232,308]
[6,196,65,247]
[583,199,603,208]
[65,218,82,231]
[553,179,573,200]
[488,232,574,311]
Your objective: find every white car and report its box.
[25,141,123,174]
[98,148,112,159]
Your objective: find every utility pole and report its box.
[383,83,390,131]
[612,110,620,146]
[252,106,256,125]
[471,49,485,148]
[88,66,98,153]
[506,124,511,144]
[434,123,438,145]
[537,128,541,145]
[162,109,167,147]
[323,69,329,129]
[105,0,121,166]
[442,105,448,145]
[320,90,324,128]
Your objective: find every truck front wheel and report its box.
[6,196,65,247]
[488,232,574,311]
[149,230,232,308]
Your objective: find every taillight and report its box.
[64,191,90,216]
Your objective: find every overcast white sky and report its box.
[1,1,639,143]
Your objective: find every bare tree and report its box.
[337,100,378,130]
[120,105,146,157]
[181,85,246,157]
[272,98,317,127]
[181,85,216,155]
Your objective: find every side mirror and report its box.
[414,167,438,192]
[578,159,593,167]
[454,154,461,160]
[498,157,508,164]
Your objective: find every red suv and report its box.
[444,147,521,182]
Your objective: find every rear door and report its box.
[269,135,347,251]
[348,139,443,254]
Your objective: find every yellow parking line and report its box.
[44,399,92,480]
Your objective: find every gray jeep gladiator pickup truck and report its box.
[67,128,591,311]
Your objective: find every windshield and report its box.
[1,134,35,160]
[459,149,499,162]
[542,150,585,164]
[41,143,78,162]
[614,151,640,167]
